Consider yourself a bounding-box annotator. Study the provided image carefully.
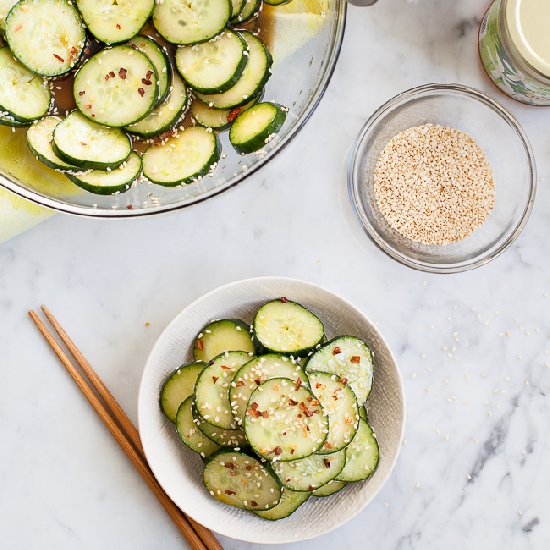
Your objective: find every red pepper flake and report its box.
[251,500,258,507]
[315,383,322,389]
[253,379,262,385]
[280,297,288,303]
[306,396,313,402]
[308,485,314,491]
[297,413,303,418]
[109,71,115,78]
[197,339,204,351]
[220,365,230,371]
[295,378,302,391]
[126,204,133,210]
[261,411,269,418]
[311,399,319,407]
[116,23,121,29]
[236,380,245,387]
[273,446,282,456]
[85,104,92,110]
[137,87,145,97]
[104,74,110,81]
[323,459,331,469]
[212,376,219,384]
[131,44,139,50]
[227,106,243,123]
[224,489,236,495]
[324,441,333,449]
[146,70,153,79]
[78,90,85,96]
[290,448,295,455]
[288,399,298,406]
[245,465,253,471]
[250,402,258,410]
[332,347,341,355]
[119,67,127,79]
[142,77,152,86]
[80,142,88,147]
[341,378,348,385]
[15,23,23,32]
[224,462,235,469]
[351,356,361,364]
[53,53,64,62]
[248,408,261,418]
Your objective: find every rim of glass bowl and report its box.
[347,83,537,274]
[0,5,347,218]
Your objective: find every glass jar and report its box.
[479,0,550,106]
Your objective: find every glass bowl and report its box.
[0,2,346,217]
[347,83,537,274]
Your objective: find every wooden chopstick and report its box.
[29,309,221,550]
[39,306,223,550]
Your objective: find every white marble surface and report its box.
[1,1,550,548]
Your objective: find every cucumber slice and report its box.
[176,397,220,457]
[194,351,252,429]
[196,32,271,110]
[76,0,154,44]
[153,0,231,46]
[176,30,247,94]
[193,319,254,363]
[203,450,281,512]
[308,372,359,455]
[272,448,346,492]
[128,36,171,104]
[244,377,328,462]
[0,114,30,127]
[159,361,205,422]
[126,72,188,138]
[53,111,131,170]
[233,0,261,23]
[256,488,310,520]
[0,0,18,31]
[65,152,142,195]
[230,0,245,18]
[313,479,347,497]
[305,336,374,404]
[74,46,159,127]
[142,126,220,186]
[191,99,255,130]
[230,354,307,426]
[5,0,85,77]
[0,48,51,123]
[253,299,325,357]
[27,116,76,171]
[264,0,291,4]
[193,406,248,448]
[230,102,286,154]
[336,419,379,483]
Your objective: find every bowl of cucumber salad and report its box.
[138,277,405,543]
[0,0,345,216]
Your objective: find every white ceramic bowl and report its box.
[138,277,405,544]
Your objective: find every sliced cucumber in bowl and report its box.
[66,151,142,195]
[256,488,311,521]
[0,48,51,123]
[230,102,287,154]
[176,397,220,458]
[5,0,86,77]
[153,0,232,46]
[142,126,220,186]
[77,0,154,44]
[74,46,159,128]
[176,30,248,94]
[193,319,254,363]
[196,31,271,110]
[27,116,76,171]
[53,111,131,170]
[191,98,256,131]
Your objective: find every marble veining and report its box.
[1,1,549,549]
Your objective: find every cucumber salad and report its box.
[0,0,289,195]
[159,298,380,521]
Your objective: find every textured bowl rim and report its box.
[0,6,347,218]
[347,82,538,274]
[137,276,406,544]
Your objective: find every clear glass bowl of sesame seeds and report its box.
[348,83,537,274]
[0,3,346,217]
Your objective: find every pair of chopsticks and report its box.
[29,306,222,550]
